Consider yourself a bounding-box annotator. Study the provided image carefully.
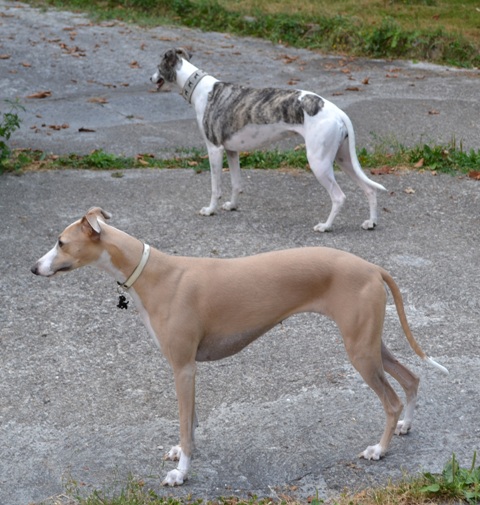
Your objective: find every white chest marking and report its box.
[129,291,161,349]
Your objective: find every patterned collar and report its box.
[181,69,209,103]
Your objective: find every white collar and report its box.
[181,69,208,103]
[117,243,150,290]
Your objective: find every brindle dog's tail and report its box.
[339,109,387,193]
[381,268,449,375]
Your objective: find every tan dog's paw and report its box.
[359,443,383,460]
[162,468,187,486]
[164,445,182,461]
[395,420,412,435]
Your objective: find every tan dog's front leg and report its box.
[162,363,197,486]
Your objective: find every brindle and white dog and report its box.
[151,48,387,232]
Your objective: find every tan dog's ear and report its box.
[83,207,112,235]
[176,47,192,61]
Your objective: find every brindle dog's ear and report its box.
[176,47,192,61]
[163,48,178,66]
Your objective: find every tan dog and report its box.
[31,208,448,486]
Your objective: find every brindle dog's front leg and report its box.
[200,145,224,216]
[222,149,242,211]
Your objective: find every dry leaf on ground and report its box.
[370,166,394,175]
[26,90,52,99]
[87,97,108,104]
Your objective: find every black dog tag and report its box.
[117,294,129,310]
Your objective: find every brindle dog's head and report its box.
[151,48,192,90]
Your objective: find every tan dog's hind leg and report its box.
[351,346,404,460]
[337,288,403,460]
[381,343,420,435]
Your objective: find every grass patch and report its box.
[358,137,480,175]
[26,0,480,68]
[2,140,479,177]
[38,453,480,505]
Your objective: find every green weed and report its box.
[409,139,480,174]
[0,99,24,171]
[421,452,480,504]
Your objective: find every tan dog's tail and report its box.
[381,269,449,375]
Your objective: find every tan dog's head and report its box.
[31,207,111,277]
[151,47,192,90]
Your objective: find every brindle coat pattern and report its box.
[203,83,324,146]
[152,48,388,231]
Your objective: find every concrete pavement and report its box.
[0,2,479,504]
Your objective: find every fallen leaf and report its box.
[87,96,108,104]
[129,60,140,68]
[331,91,344,96]
[47,124,69,130]
[414,158,424,168]
[468,170,480,180]
[21,62,31,67]
[152,35,177,41]
[362,77,370,85]
[280,54,298,64]
[345,86,361,92]
[78,127,96,132]
[287,79,300,85]
[59,43,85,56]
[370,166,394,175]
[404,187,415,194]
[0,54,11,59]
[428,109,440,115]
[385,73,398,78]
[187,161,198,167]
[27,90,52,99]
